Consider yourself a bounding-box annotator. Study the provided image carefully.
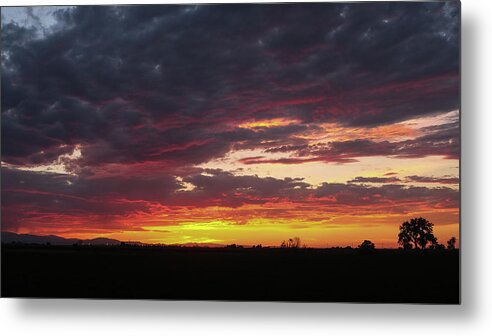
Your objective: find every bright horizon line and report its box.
[2,230,459,249]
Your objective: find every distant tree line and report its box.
[398,217,457,250]
[353,217,457,251]
[277,217,457,252]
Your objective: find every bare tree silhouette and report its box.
[398,217,437,249]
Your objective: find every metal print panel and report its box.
[0,2,460,303]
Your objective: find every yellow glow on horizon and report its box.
[110,220,459,248]
[100,203,459,248]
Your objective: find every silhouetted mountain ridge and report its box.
[1,232,121,246]
[1,232,231,247]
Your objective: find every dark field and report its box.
[1,245,459,303]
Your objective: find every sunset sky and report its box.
[1,3,460,247]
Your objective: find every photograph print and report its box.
[1,1,460,303]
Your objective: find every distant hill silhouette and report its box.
[1,232,121,246]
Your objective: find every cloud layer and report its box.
[1,3,460,244]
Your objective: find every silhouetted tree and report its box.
[280,237,302,249]
[402,242,413,250]
[398,217,437,249]
[226,244,243,248]
[447,237,457,250]
[430,240,445,250]
[358,240,375,250]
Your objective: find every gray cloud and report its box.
[2,3,459,168]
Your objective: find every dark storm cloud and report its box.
[314,182,458,210]
[223,124,313,152]
[148,171,458,210]
[246,120,460,164]
[1,3,460,231]
[348,176,401,183]
[1,166,458,228]
[1,167,161,231]
[1,167,309,213]
[2,2,459,167]
[1,167,182,205]
[405,175,459,185]
[177,169,309,207]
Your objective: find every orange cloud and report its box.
[238,118,297,129]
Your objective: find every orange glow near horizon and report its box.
[12,198,459,248]
[5,108,460,248]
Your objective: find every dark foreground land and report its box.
[1,245,459,303]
